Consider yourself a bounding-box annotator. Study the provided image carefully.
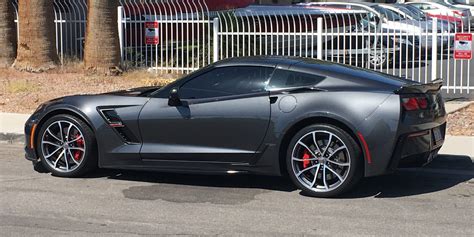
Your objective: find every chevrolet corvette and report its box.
[24,56,446,197]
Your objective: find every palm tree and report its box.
[84,0,121,74]
[13,0,58,72]
[0,0,16,67]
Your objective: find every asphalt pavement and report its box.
[1,143,473,236]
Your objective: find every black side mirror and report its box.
[168,87,182,106]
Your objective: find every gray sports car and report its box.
[24,56,446,197]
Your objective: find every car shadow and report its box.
[81,154,473,199]
[338,154,473,199]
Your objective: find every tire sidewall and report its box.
[286,124,362,198]
[36,114,96,177]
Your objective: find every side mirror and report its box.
[168,87,182,106]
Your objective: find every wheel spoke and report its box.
[296,164,319,177]
[66,123,73,142]
[42,141,61,148]
[310,164,321,188]
[327,146,347,160]
[63,149,69,171]
[322,134,333,156]
[326,166,344,182]
[67,149,80,165]
[46,128,62,143]
[44,147,62,159]
[53,149,65,168]
[57,121,64,142]
[67,135,83,144]
[322,165,328,190]
[69,147,84,152]
[292,156,319,162]
[327,159,350,167]
[297,141,317,158]
[312,132,322,153]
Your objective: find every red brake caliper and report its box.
[302,149,311,168]
[73,134,84,161]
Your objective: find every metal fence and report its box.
[213,3,473,95]
[118,0,212,72]
[10,0,474,96]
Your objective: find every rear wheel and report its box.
[286,124,363,197]
[37,114,97,177]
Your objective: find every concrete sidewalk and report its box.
[0,112,30,134]
[1,101,473,157]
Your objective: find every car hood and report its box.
[103,86,161,97]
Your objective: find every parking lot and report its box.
[1,143,472,236]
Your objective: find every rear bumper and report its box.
[388,123,446,171]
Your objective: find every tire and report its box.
[286,124,363,198]
[36,114,97,177]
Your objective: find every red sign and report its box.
[145,21,159,45]
[454,33,472,60]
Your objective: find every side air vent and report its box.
[101,109,124,127]
[99,108,139,144]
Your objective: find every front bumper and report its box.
[24,116,40,164]
[388,123,446,170]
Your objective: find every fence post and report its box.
[317,17,323,60]
[117,6,124,64]
[431,17,438,81]
[213,17,219,63]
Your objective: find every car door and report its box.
[139,65,274,163]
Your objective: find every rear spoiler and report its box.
[394,79,443,94]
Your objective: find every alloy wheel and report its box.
[291,131,351,192]
[40,120,86,173]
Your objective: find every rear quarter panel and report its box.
[257,91,400,177]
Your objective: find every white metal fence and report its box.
[10,0,474,96]
[118,0,212,72]
[212,3,473,95]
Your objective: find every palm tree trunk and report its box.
[84,0,121,74]
[13,0,58,72]
[0,0,17,67]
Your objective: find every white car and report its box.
[405,1,472,29]
[442,0,474,27]
[299,2,449,67]
[380,4,455,32]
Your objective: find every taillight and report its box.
[401,96,428,111]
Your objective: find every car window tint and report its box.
[179,66,274,99]
[268,69,325,89]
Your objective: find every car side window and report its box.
[267,69,325,90]
[179,66,274,99]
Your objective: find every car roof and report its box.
[213,56,304,68]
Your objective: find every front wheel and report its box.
[36,114,97,177]
[286,124,363,197]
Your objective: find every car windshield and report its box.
[372,6,404,21]
[395,5,426,21]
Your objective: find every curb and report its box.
[446,101,473,114]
